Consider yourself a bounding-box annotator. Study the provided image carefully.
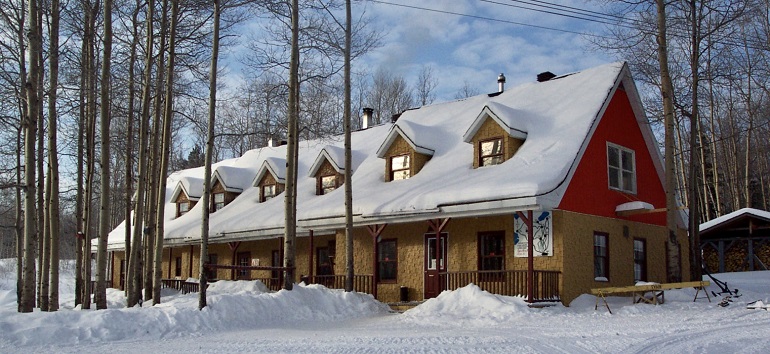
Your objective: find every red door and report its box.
[424,233,447,299]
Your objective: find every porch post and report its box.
[188,245,194,278]
[516,211,534,303]
[309,229,314,282]
[367,224,387,299]
[167,248,172,278]
[228,241,241,279]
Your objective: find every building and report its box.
[107,62,690,305]
[700,208,770,273]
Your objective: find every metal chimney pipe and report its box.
[497,73,506,93]
[362,107,374,129]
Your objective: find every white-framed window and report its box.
[178,202,189,216]
[607,143,636,193]
[319,175,337,195]
[390,154,410,181]
[213,192,225,211]
[262,184,276,202]
[479,137,504,167]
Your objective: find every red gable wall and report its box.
[558,88,666,226]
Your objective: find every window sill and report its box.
[594,277,609,282]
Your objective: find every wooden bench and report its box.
[591,281,711,314]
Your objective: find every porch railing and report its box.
[304,274,374,295]
[161,279,202,294]
[440,270,560,302]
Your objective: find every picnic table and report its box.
[591,281,711,314]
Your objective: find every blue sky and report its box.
[353,0,617,101]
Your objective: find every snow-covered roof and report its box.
[462,103,528,143]
[375,120,436,158]
[700,208,770,233]
[212,165,259,193]
[108,61,662,249]
[171,176,204,202]
[308,146,344,176]
[253,157,287,185]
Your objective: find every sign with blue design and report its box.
[514,211,553,257]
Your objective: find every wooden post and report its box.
[167,248,172,278]
[228,241,240,279]
[188,245,194,278]
[367,224,387,299]
[309,229,314,282]
[516,211,534,303]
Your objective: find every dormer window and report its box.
[319,175,339,195]
[479,137,504,167]
[390,154,411,181]
[261,183,280,202]
[213,192,225,211]
[463,104,527,169]
[178,202,190,216]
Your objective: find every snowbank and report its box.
[401,284,543,326]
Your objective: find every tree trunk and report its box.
[656,0,681,282]
[284,0,299,291]
[153,0,178,304]
[47,0,61,311]
[124,0,142,293]
[344,0,353,293]
[21,0,42,313]
[128,0,155,308]
[687,0,702,282]
[200,0,220,310]
[94,0,114,310]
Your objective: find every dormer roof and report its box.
[253,157,287,186]
[375,120,436,158]
[170,176,203,202]
[308,146,345,177]
[211,166,257,193]
[462,102,528,143]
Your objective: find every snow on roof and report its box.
[109,62,639,247]
[253,157,288,186]
[700,208,770,233]
[171,176,204,202]
[375,120,436,158]
[462,102,528,143]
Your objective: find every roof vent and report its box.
[497,73,506,93]
[537,71,556,82]
[362,107,374,129]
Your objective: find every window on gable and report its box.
[177,202,189,217]
[213,192,225,211]
[390,154,410,181]
[319,175,338,195]
[607,144,636,193]
[594,232,609,281]
[634,238,647,282]
[378,239,397,282]
[262,184,277,202]
[480,137,504,167]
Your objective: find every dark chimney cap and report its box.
[537,71,556,82]
[363,107,373,115]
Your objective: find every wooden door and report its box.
[424,233,447,299]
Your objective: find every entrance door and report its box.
[424,233,447,299]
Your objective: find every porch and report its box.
[159,269,560,302]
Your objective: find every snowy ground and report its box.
[1,260,769,353]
